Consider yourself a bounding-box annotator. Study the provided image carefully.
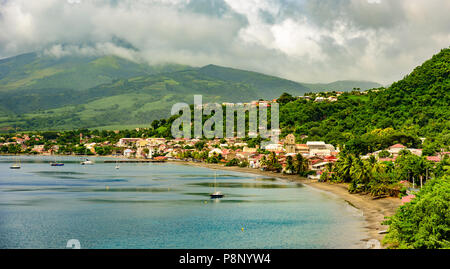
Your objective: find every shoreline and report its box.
[170,160,402,248]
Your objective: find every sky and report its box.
[0,0,449,84]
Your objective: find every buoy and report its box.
[241,227,244,232]
[106,186,110,191]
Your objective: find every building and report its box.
[388,144,406,155]
[295,144,309,155]
[307,141,335,156]
[265,143,284,152]
[208,148,223,157]
[117,138,141,147]
[284,134,296,154]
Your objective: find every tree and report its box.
[277,92,296,105]
[382,177,450,249]
[379,150,391,158]
[285,156,294,174]
[294,153,309,176]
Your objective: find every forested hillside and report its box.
[280,48,450,154]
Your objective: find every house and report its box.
[307,141,334,156]
[295,144,309,155]
[248,155,263,168]
[123,149,135,158]
[222,149,236,161]
[379,158,395,163]
[314,97,326,102]
[311,161,329,171]
[31,145,45,153]
[208,148,223,157]
[243,147,257,153]
[388,144,406,155]
[264,143,284,152]
[117,138,141,147]
[426,156,441,163]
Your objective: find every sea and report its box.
[0,155,367,249]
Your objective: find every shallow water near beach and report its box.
[0,156,367,249]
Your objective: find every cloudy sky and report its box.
[0,0,449,84]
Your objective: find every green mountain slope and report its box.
[0,53,312,130]
[303,80,383,92]
[0,53,189,92]
[279,47,450,153]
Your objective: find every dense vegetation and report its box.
[279,48,450,155]
[322,149,449,197]
[382,176,450,249]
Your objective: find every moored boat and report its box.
[209,172,224,199]
[10,163,21,169]
[81,159,94,165]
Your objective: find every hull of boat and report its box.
[210,194,224,199]
[51,163,64,166]
[10,166,21,169]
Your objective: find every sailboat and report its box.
[115,160,120,169]
[50,152,64,166]
[10,156,21,169]
[80,148,94,165]
[81,158,94,165]
[210,172,224,199]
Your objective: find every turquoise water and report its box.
[0,156,367,249]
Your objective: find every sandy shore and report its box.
[171,160,402,248]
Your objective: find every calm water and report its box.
[0,156,367,249]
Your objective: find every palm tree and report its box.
[350,157,372,187]
[335,153,353,182]
[295,153,309,176]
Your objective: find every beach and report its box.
[173,160,403,247]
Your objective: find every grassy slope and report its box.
[0,52,382,131]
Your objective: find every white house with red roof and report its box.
[388,144,406,155]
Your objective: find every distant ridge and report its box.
[0,51,381,131]
[302,80,383,92]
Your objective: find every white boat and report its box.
[81,159,94,165]
[10,157,21,169]
[210,172,224,199]
[10,163,21,169]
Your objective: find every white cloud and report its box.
[0,0,449,84]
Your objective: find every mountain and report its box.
[279,47,450,154]
[0,52,189,92]
[0,53,311,131]
[303,80,383,92]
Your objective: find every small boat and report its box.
[10,157,21,169]
[210,191,224,199]
[10,163,21,169]
[209,172,224,199]
[81,159,94,165]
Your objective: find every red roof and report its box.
[401,195,416,205]
[426,156,440,162]
[390,144,406,149]
[154,156,167,160]
[379,158,394,162]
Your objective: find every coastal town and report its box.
[2,129,447,182]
